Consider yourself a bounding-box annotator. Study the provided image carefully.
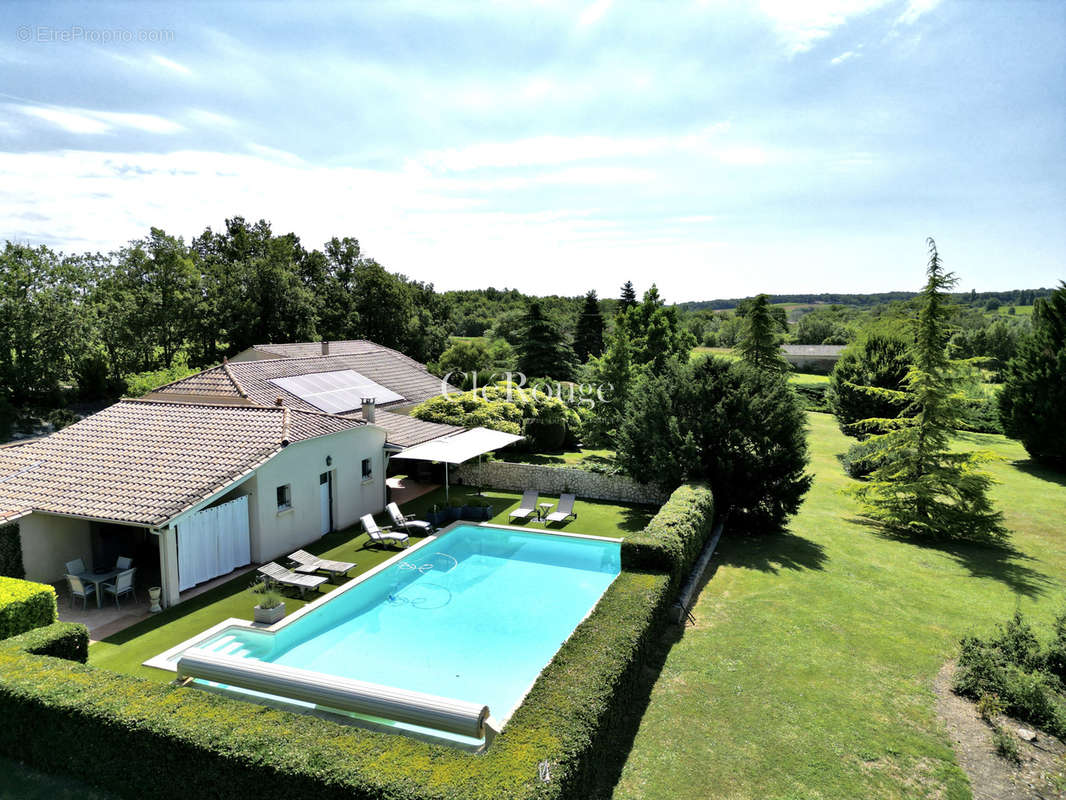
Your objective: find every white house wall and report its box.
[18,513,93,583]
[250,425,386,564]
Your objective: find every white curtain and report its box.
[177,495,251,591]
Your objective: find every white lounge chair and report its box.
[257,562,327,597]
[361,514,409,549]
[386,502,433,536]
[288,549,355,581]
[103,568,137,608]
[508,489,539,521]
[544,493,578,524]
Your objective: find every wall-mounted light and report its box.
[325,455,333,467]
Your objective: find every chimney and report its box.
[361,397,376,423]
[275,396,284,406]
[321,340,330,356]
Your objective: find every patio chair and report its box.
[65,574,95,610]
[257,562,327,598]
[386,502,433,536]
[544,493,578,524]
[287,549,355,581]
[102,568,137,608]
[65,558,86,576]
[361,514,409,549]
[508,489,539,521]
[115,556,133,570]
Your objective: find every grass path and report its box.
[613,412,1066,800]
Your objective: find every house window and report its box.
[361,458,373,480]
[276,484,292,511]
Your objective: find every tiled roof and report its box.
[252,340,429,372]
[0,401,365,526]
[781,345,846,357]
[370,410,464,448]
[153,351,452,412]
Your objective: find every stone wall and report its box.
[452,460,669,506]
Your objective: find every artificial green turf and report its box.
[613,411,1066,800]
[88,487,654,680]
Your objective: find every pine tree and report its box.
[618,281,638,314]
[851,239,1006,542]
[735,294,788,373]
[516,300,574,380]
[998,281,1066,467]
[573,290,605,363]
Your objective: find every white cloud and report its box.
[11,104,183,135]
[576,0,612,28]
[831,50,858,65]
[896,0,942,26]
[151,54,193,76]
[756,0,889,55]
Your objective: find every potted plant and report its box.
[461,495,495,521]
[253,586,286,624]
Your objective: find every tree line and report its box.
[0,218,449,414]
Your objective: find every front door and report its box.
[319,472,332,535]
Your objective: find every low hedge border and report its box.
[0,573,672,800]
[0,575,58,640]
[620,481,716,591]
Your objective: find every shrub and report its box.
[0,576,57,640]
[621,482,715,590]
[827,330,911,438]
[991,725,1020,763]
[0,523,24,579]
[840,438,887,479]
[954,608,1066,739]
[793,382,830,412]
[976,692,1005,721]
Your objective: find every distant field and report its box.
[987,304,1034,317]
[448,335,489,344]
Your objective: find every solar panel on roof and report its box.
[269,370,405,414]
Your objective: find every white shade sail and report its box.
[392,427,523,464]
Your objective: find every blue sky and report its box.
[1,1,1063,301]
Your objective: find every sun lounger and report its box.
[386,502,433,535]
[361,514,410,549]
[544,493,578,524]
[508,489,539,520]
[257,562,327,597]
[287,549,355,581]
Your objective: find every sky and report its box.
[1,1,1063,302]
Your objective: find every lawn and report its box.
[89,486,654,681]
[497,444,616,468]
[613,411,1066,800]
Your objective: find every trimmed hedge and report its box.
[0,576,57,640]
[0,574,673,800]
[0,522,24,579]
[620,481,715,591]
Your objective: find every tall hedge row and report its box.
[0,522,24,579]
[620,481,715,590]
[0,576,57,640]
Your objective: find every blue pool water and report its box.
[194,524,620,724]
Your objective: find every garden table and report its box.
[74,569,122,608]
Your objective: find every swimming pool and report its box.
[158,524,621,739]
